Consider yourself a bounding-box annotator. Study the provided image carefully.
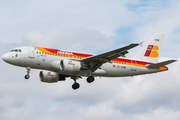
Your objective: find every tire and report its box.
[72,83,80,90]
[87,76,94,83]
[25,75,30,79]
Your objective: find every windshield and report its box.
[10,49,22,52]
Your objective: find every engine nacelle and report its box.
[39,71,59,83]
[60,59,81,72]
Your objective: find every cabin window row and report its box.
[36,52,126,63]
[36,52,128,63]
[111,61,126,64]
[36,52,85,59]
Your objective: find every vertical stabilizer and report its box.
[133,34,165,63]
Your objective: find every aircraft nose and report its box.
[2,53,9,62]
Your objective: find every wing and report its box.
[81,43,141,72]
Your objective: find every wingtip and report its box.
[139,41,144,47]
[171,59,178,62]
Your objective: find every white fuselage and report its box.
[2,46,166,77]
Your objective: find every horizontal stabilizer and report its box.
[146,60,177,69]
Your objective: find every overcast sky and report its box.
[0,0,180,120]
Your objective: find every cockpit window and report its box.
[10,50,15,52]
[10,49,22,52]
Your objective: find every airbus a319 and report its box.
[2,34,177,90]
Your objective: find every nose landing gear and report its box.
[25,67,31,79]
[25,74,30,79]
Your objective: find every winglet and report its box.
[139,41,144,47]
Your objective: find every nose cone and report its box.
[2,53,9,62]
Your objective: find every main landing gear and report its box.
[25,67,31,79]
[71,69,95,90]
[87,76,94,83]
[71,76,95,90]
[72,82,80,90]
[71,76,80,90]
[86,69,94,83]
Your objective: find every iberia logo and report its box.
[144,45,159,58]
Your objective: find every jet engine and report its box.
[60,59,81,72]
[40,71,65,83]
[50,59,82,72]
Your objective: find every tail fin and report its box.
[133,34,165,63]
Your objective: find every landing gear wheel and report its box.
[25,67,31,80]
[72,83,80,90]
[25,75,30,79]
[87,76,95,83]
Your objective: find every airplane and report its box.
[2,34,177,90]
